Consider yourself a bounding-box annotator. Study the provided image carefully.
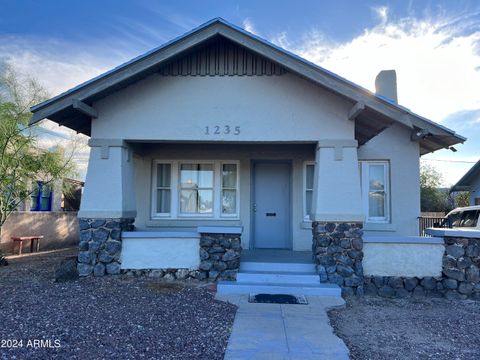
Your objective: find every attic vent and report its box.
[159,38,287,77]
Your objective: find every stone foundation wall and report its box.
[122,268,207,281]
[312,222,364,296]
[364,236,480,300]
[198,232,242,281]
[77,218,134,276]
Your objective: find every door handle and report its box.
[266,212,276,217]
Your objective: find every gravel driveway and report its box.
[328,296,480,360]
[0,248,236,360]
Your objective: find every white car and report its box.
[438,206,480,229]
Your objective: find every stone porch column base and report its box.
[77,218,135,276]
[312,221,364,296]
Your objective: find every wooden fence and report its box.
[418,216,450,237]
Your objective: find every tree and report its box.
[420,163,450,213]
[0,64,77,242]
[450,191,470,208]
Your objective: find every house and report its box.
[1,178,84,254]
[29,18,465,294]
[451,160,480,206]
[16,178,84,212]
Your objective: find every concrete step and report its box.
[240,261,316,273]
[236,271,320,284]
[217,281,341,296]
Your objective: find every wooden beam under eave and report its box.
[72,99,98,118]
[348,101,365,121]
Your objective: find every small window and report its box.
[221,163,238,215]
[360,161,390,223]
[304,163,314,221]
[155,163,171,215]
[31,181,52,211]
[179,163,214,215]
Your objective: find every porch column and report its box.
[311,140,365,296]
[77,139,136,276]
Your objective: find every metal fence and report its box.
[418,216,450,237]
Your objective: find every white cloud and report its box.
[274,11,480,123]
[243,18,258,35]
[372,6,389,25]
[271,10,480,186]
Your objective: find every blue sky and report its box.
[1,0,479,183]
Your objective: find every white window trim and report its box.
[151,160,240,220]
[303,161,315,222]
[360,160,390,224]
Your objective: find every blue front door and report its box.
[253,162,291,249]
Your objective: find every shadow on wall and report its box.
[0,212,79,254]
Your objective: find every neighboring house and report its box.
[0,178,84,254]
[17,178,84,212]
[451,160,480,206]
[29,18,465,285]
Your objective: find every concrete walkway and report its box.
[216,294,350,360]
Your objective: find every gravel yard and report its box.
[328,296,480,360]
[0,248,236,360]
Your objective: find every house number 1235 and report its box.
[204,125,241,135]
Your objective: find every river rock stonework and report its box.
[198,233,242,281]
[364,236,480,300]
[77,218,134,276]
[312,222,364,296]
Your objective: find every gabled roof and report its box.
[451,160,480,192]
[30,17,465,153]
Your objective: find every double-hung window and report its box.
[360,161,390,223]
[304,162,315,221]
[155,163,172,215]
[152,160,239,219]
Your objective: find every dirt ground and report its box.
[328,296,480,360]
[0,248,236,360]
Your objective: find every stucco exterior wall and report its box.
[363,241,444,277]
[133,143,315,251]
[121,233,200,269]
[1,212,79,254]
[91,72,354,141]
[358,123,421,237]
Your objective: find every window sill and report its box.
[146,218,242,228]
[363,223,397,232]
[300,221,313,229]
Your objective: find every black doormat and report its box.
[249,293,308,305]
